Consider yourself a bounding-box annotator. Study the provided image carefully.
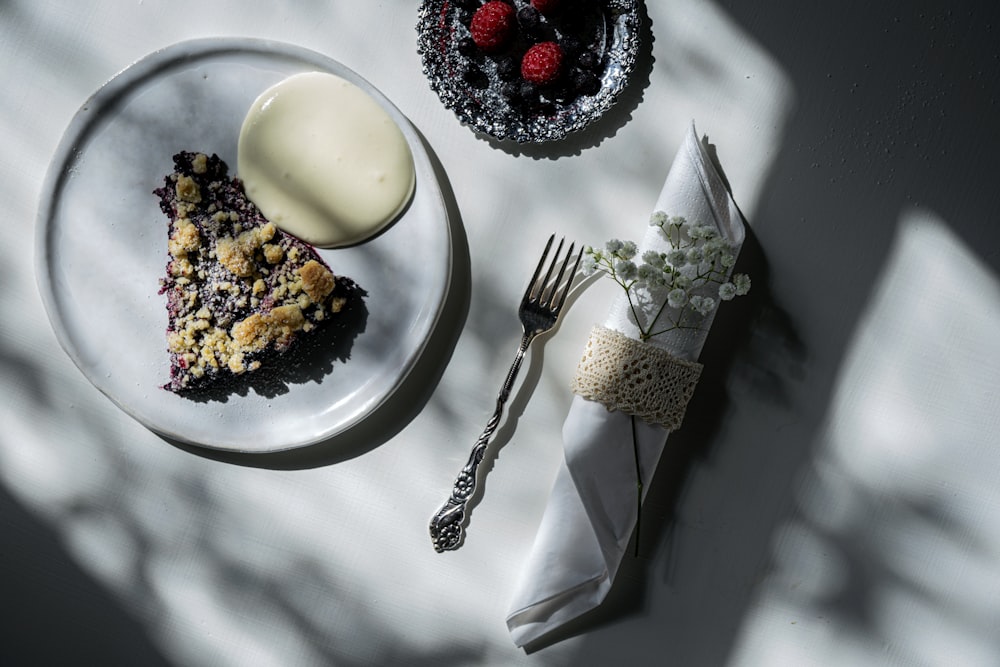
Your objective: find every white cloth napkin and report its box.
[506,122,746,647]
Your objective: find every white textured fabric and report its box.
[571,325,703,430]
[507,123,746,647]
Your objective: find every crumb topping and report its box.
[263,243,284,264]
[168,218,200,254]
[300,259,336,303]
[175,175,202,203]
[191,153,208,174]
[154,151,354,392]
[232,304,305,352]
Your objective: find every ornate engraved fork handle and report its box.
[429,332,534,553]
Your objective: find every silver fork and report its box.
[430,234,582,553]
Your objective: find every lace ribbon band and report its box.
[570,325,703,430]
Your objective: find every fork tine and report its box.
[537,237,566,305]
[550,243,582,313]
[525,234,556,301]
[540,239,572,307]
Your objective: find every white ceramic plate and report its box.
[35,38,452,452]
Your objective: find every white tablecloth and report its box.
[3,1,1000,665]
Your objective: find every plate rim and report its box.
[34,37,453,453]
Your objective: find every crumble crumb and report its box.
[175,175,201,203]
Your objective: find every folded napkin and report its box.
[506,123,746,647]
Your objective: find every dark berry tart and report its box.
[416,0,641,142]
[154,151,357,394]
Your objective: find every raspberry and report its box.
[520,41,564,85]
[469,1,516,52]
[530,0,561,14]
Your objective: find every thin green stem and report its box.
[623,280,651,340]
[646,298,672,337]
[645,322,703,339]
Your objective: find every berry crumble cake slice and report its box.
[154,151,358,394]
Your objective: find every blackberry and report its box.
[517,6,542,33]
[577,50,601,71]
[457,36,478,57]
[500,80,523,104]
[517,80,541,108]
[550,78,577,103]
[461,62,488,88]
[572,69,601,96]
[561,36,583,58]
[496,55,519,81]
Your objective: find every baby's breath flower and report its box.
[667,288,688,308]
[642,250,665,269]
[689,295,716,316]
[615,259,638,282]
[666,249,687,267]
[587,212,747,340]
[619,240,638,260]
[702,237,724,259]
[637,263,665,286]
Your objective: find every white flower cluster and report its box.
[581,211,750,340]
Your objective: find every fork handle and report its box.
[430,332,534,552]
